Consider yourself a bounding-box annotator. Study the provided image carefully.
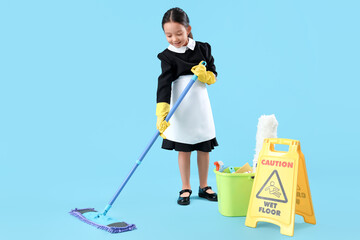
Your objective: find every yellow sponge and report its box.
[235,163,253,173]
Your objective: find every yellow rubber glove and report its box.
[191,62,216,85]
[156,102,170,139]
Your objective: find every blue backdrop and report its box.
[1,0,359,239]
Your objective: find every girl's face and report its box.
[163,22,191,48]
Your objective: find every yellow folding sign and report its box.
[245,138,316,236]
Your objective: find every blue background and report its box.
[1,0,359,239]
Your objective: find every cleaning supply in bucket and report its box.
[214,161,229,172]
[235,163,252,173]
[214,162,255,217]
[214,161,224,171]
[219,166,229,172]
[228,166,236,173]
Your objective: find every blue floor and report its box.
[1,142,357,240]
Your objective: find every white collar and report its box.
[167,38,196,53]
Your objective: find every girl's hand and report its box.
[156,102,171,139]
[157,117,170,139]
[191,62,216,85]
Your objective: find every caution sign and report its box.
[245,139,316,236]
[295,150,316,225]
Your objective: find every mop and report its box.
[70,61,207,233]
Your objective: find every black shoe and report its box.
[198,186,218,202]
[177,189,192,205]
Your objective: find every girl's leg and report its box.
[197,151,215,194]
[178,151,191,197]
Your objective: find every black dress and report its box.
[157,40,218,152]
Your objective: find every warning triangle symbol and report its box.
[256,170,288,203]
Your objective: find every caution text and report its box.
[261,159,293,168]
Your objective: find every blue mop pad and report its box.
[69,208,136,233]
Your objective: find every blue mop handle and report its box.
[102,61,207,216]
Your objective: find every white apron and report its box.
[163,75,216,144]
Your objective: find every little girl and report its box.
[156,7,218,206]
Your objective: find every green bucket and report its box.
[214,168,255,217]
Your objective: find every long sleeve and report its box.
[204,43,217,77]
[157,53,173,104]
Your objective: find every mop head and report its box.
[69,208,136,233]
[253,114,278,172]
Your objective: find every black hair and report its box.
[161,7,193,39]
